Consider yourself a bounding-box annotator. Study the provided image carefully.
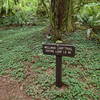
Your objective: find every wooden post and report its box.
[56,55,62,87]
[43,43,75,88]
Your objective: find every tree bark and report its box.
[67,0,74,32]
[50,0,73,41]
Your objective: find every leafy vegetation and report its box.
[0,0,100,100]
[0,25,100,99]
[77,2,100,42]
[0,0,38,25]
[78,3,100,26]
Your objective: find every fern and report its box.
[78,3,100,27]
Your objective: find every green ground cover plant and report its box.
[0,24,100,100]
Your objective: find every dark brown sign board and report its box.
[43,43,75,87]
[43,43,75,57]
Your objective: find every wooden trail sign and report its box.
[43,43,75,57]
[43,43,75,87]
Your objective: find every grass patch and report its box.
[0,26,100,100]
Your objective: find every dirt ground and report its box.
[0,75,32,100]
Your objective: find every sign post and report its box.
[56,55,62,87]
[43,43,75,87]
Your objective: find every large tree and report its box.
[50,0,73,41]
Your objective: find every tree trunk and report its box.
[50,0,73,41]
[67,0,74,32]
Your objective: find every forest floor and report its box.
[0,25,100,100]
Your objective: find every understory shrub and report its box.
[77,2,100,42]
[0,0,38,26]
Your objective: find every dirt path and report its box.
[0,75,32,100]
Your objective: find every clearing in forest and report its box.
[0,25,100,100]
